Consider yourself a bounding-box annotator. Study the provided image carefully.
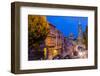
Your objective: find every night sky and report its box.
[46,16,88,38]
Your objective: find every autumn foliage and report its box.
[28,15,50,49]
[28,15,49,48]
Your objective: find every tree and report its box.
[28,15,50,50]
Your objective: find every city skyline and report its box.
[46,16,88,38]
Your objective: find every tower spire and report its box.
[78,21,83,44]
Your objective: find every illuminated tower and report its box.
[78,21,83,44]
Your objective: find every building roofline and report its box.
[48,22,56,28]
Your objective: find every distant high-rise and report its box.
[78,21,83,44]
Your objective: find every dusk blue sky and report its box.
[46,16,88,38]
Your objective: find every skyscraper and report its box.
[78,21,83,44]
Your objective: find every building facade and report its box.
[45,23,65,59]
